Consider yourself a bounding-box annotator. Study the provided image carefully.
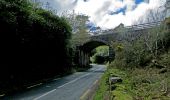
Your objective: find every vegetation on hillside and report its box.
[0,0,72,94]
[94,17,170,99]
[94,67,170,100]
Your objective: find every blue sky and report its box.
[86,0,146,31]
[108,0,144,15]
[135,0,144,4]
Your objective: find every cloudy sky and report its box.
[39,0,166,29]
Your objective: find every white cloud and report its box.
[74,0,166,29]
[39,0,166,29]
[123,0,136,11]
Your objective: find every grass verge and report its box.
[93,69,109,100]
[94,67,170,100]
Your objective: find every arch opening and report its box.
[76,40,115,67]
[90,45,109,64]
[80,40,109,52]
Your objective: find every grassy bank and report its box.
[94,17,170,100]
[93,69,109,100]
[94,66,170,100]
[94,50,170,100]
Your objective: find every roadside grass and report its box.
[93,70,109,100]
[128,68,170,100]
[94,66,170,100]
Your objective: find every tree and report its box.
[0,0,73,91]
[110,6,168,68]
[90,46,109,64]
[69,14,91,46]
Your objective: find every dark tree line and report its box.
[0,0,72,92]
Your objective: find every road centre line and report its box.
[33,67,100,100]
[57,73,90,89]
[33,89,56,100]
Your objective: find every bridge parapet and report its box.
[91,21,162,35]
[125,21,162,31]
[89,21,163,43]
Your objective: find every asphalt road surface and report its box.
[2,64,106,100]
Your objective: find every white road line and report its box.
[33,66,102,100]
[57,67,101,89]
[27,83,42,89]
[57,78,78,89]
[53,78,61,81]
[0,94,5,97]
[33,73,91,100]
[57,73,90,89]
[33,89,56,100]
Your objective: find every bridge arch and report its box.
[80,39,109,52]
[76,39,115,67]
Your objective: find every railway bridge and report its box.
[76,21,162,67]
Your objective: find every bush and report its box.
[0,0,73,93]
[90,46,109,64]
[93,55,105,64]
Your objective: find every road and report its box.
[2,64,106,100]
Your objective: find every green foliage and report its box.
[95,65,170,100]
[94,16,170,100]
[95,18,170,100]
[90,46,109,64]
[110,21,170,68]
[162,30,170,49]
[116,67,170,99]
[159,50,170,67]
[95,46,109,56]
[165,17,170,25]
[94,70,110,100]
[92,55,106,64]
[0,0,73,94]
[75,15,89,32]
[70,14,90,47]
[94,68,133,100]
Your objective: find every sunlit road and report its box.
[2,64,106,100]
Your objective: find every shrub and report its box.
[0,0,73,92]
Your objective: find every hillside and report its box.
[94,17,170,100]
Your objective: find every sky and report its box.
[38,0,166,29]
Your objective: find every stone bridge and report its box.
[76,21,162,67]
[75,0,170,67]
